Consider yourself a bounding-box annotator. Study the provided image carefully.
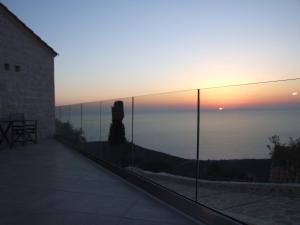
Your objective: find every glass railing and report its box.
[197,79,300,224]
[55,78,300,225]
[133,90,198,200]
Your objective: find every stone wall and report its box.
[0,7,56,138]
[269,166,300,183]
[129,167,300,196]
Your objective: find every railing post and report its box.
[59,106,62,120]
[99,102,102,141]
[80,104,83,131]
[131,96,134,166]
[68,105,71,123]
[195,89,200,202]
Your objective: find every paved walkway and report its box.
[0,139,202,225]
[133,170,300,225]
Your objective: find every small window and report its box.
[15,65,21,72]
[4,63,10,71]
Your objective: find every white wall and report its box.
[0,7,56,138]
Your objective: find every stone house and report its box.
[0,3,57,138]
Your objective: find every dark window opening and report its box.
[15,65,21,72]
[4,63,10,71]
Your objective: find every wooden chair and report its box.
[0,117,11,147]
[24,120,37,144]
[9,114,38,147]
[10,113,25,147]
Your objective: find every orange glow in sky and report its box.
[127,80,300,110]
[5,0,299,106]
[198,80,300,109]
[58,79,300,110]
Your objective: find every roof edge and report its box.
[0,2,58,57]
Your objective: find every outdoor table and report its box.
[0,120,12,146]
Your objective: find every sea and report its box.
[59,107,300,160]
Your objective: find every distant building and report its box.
[0,3,57,138]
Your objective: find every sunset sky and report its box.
[2,0,300,105]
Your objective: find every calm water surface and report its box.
[59,108,300,160]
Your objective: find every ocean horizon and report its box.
[57,107,300,160]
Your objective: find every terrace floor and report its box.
[0,139,202,225]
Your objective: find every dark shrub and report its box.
[267,135,300,182]
[55,119,85,144]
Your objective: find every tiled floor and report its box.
[0,139,202,225]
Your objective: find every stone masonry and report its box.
[0,3,57,138]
